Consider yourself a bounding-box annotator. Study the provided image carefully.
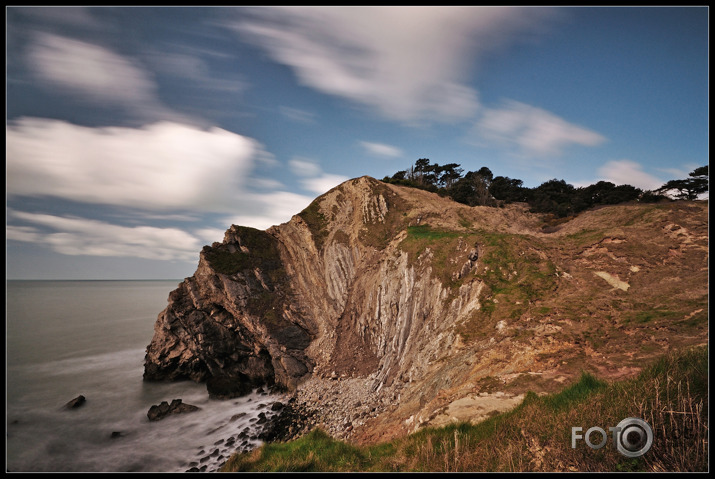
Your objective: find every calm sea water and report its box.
[6,280,283,472]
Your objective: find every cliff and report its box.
[144,176,708,443]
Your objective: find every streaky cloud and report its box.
[473,100,607,157]
[360,141,403,158]
[232,7,561,124]
[7,209,202,262]
[7,118,261,213]
[26,32,189,123]
[598,160,665,191]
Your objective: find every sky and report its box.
[6,6,709,280]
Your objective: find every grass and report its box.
[628,309,681,324]
[223,429,373,472]
[457,230,557,342]
[221,345,708,472]
[397,225,469,289]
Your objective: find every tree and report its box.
[530,179,577,217]
[476,166,493,183]
[573,181,642,213]
[656,166,708,200]
[489,176,529,203]
[448,170,495,207]
[437,163,464,189]
[414,158,431,186]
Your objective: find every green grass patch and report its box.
[539,372,607,411]
[627,308,681,324]
[398,225,475,289]
[221,428,385,472]
[405,224,461,241]
[222,346,708,472]
[458,230,557,340]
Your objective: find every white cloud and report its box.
[233,7,560,123]
[226,191,315,230]
[290,157,324,177]
[28,33,153,102]
[473,100,606,157]
[26,33,185,122]
[250,177,285,190]
[288,157,349,195]
[657,166,694,180]
[8,210,202,261]
[301,174,350,196]
[598,160,665,191]
[194,227,229,246]
[360,141,403,158]
[6,118,262,213]
[6,225,42,243]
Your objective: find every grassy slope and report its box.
[221,345,707,472]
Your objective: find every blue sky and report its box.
[6,6,709,280]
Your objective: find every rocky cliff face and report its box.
[144,176,708,443]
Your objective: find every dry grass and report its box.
[639,376,708,471]
[221,346,707,472]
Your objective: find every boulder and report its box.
[64,395,86,409]
[147,399,200,421]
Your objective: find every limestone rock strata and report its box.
[144,175,708,443]
[144,176,487,391]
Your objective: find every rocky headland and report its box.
[144,176,708,446]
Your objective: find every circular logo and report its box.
[614,417,653,457]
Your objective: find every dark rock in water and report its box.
[147,398,200,421]
[230,412,247,422]
[65,395,86,409]
[258,399,316,443]
[270,401,284,411]
[206,374,254,399]
[110,431,123,439]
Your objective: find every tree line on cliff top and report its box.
[382,159,708,219]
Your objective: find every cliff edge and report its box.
[144,176,708,443]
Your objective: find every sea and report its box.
[6,280,285,473]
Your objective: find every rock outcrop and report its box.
[64,395,86,409]
[147,399,200,421]
[144,176,708,444]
